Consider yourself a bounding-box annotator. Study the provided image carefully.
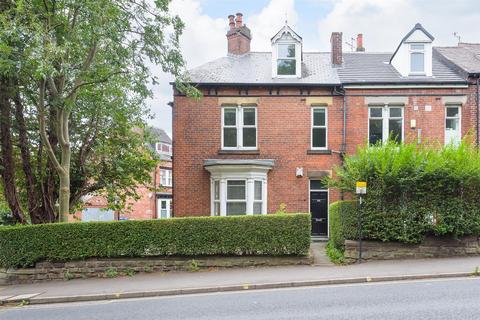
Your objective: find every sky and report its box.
[148,0,480,136]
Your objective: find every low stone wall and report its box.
[344,236,480,263]
[0,254,313,285]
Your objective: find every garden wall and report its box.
[344,236,480,263]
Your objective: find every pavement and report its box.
[1,252,480,306]
[3,277,480,319]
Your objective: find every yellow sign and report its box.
[356,181,367,188]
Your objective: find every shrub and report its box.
[328,201,357,250]
[329,140,480,243]
[0,213,310,269]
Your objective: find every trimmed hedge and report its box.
[328,201,357,250]
[0,213,310,269]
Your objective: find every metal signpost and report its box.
[355,181,367,264]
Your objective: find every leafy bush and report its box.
[328,201,357,250]
[0,213,310,269]
[329,140,480,243]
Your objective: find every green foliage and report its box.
[328,201,357,250]
[329,140,480,244]
[0,214,311,268]
[275,203,288,214]
[105,268,119,278]
[325,241,345,265]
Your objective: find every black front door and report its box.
[310,191,328,236]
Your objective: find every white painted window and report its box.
[157,199,172,219]
[311,107,328,149]
[222,105,257,150]
[277,44,296,76]
[369,105,404,145]
[211,178,267,216]
[160,169,172,187]
[445,105,461,146]
[156,143,172,156]
[410,44,425,74]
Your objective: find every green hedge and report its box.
[328,201,357,250]
[0,213,310,269]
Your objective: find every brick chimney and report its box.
[330,32,342,65]
[356,33,365,52]
[226,13,251,55]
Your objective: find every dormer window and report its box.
[271,23,302,78]
[410,44,425,74]
[277,44,296,75]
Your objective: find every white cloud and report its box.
[317,0,480,52]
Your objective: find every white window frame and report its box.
[210,178,267,216]
[221,105,257,150]
[445,105,461,146]
[156,142,172,156]
[157,199,172,219]
[160,169,172,187]
[226,180,247,216]
[311,107,328,150]
[368,104,404,145]
[409,43,425,75]
[276,43,297,77]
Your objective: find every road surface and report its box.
[2,277,480,320]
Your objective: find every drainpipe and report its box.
[476,76,479,148]
[333,86,347,200]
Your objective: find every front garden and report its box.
[327,140,480,262]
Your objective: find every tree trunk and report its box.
[0,77,26,224]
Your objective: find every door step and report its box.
[311,236,328,242]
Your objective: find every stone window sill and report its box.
[218,149,260,155]
[307,149,332,155]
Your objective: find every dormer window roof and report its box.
[271,23,302,78]
[390,23,434,77]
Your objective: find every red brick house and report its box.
[173,13,479,238]
[74,128,173,221]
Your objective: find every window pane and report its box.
[224,108,236,126]
[312,128,326,148]
[446,118,459,130]
[389,107,402,118]
[243,128,256,147]
[243,108,256,125]
[369,119,383,145]
[160,209,167,218]
[310,180,327,190]
[278,44,295,58]
[253,203,262,215]
[161,201,167,209]
[411,52,424,72]
[227,180,245,200]
[214,202,220,216]
[370,108,383,118]
[447,107,459,118]
[214,180,219,200]
[227,202,247,215]
[389,119,403,143]
[223,128,237,147]
[254,181,262,200]
[411,44,424,50]
[313,109,326,126]
[277,59,296,75]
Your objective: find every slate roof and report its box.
[187,50,466,86]
[435,44,480,75]
[338,52,465,84]
[187,52,340,85]
[149,127,171,144]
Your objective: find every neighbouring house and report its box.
[74,128,173,222]
[172,13,479,238]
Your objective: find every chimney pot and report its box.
[356,33,365,52]
[330,32,343,65]
[228,15,235,30]
[235,13,243,28]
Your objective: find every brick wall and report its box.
[173,85,476,217]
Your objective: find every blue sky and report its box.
[148,0,480,136]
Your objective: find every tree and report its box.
[0,0,198,223]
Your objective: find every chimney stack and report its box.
[356,33,365,52]
[330,32,343,65]
[226,12,251,55]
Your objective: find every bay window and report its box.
[369,105,404,145]
[222,105,257,149]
